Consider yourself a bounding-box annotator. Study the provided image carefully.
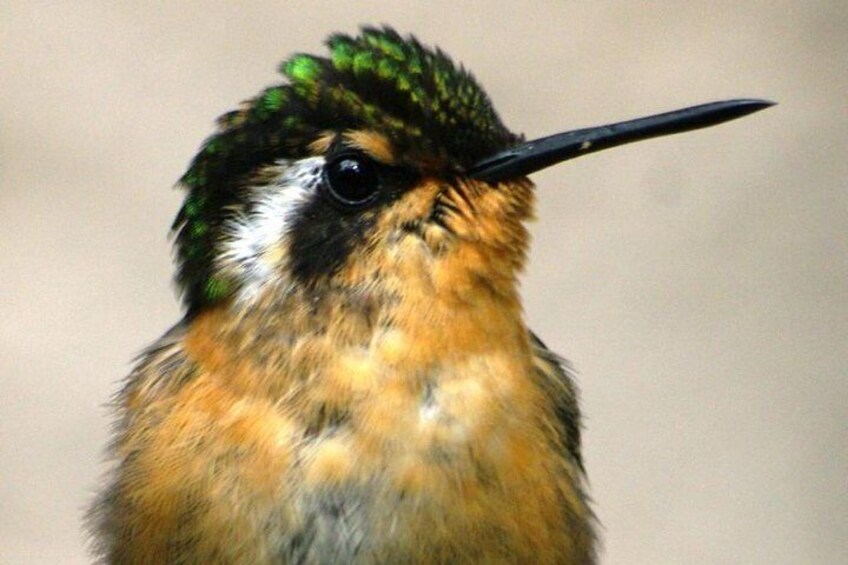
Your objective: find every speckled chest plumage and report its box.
[95,242,593,563]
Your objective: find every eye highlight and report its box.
[324,153,381,206]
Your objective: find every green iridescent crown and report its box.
[173,26,518,311]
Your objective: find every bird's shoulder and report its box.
[528,331,585,471]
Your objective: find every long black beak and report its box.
[467,99,774,183]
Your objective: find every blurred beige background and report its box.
[2,2,846,563]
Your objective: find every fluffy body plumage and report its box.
[90,27,595,564]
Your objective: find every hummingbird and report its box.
[88,26,772,564]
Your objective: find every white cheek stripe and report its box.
[219,156,325,302]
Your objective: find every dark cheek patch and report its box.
[288,164,418,288]
[288,192,376,287]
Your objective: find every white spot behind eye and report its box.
[219,156,325,302]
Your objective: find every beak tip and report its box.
[740,98,778,111]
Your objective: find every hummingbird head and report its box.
[174,26,526,314]
[173,26,772,316]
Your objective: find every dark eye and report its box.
[324,154,380,206]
